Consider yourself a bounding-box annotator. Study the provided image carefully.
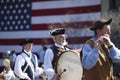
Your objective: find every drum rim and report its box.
[55,50,80,73]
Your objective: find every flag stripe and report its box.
[0,44,84,53]
[32,5,101,16]
[0,36,92,45]
[32,0,101,10]
[31,21,94,30]
[0,31,51,39]
[32,12,101,24]
[0,29,94,39]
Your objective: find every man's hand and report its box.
[52,74,61,80]
[103,36,111,47]
[0,75,6,80]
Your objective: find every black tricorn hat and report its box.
[50,28,65,36]
[18,39,33,46]
[90,18,112,31]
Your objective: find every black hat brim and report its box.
[50,28,65,36]
[18,39,33,46]
[90,18,112,31]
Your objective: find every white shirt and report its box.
[14,50,44,80]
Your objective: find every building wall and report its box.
[101,0,120,48]
[101,0,109,13]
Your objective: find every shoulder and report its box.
[16,52,25,60]
[33,52,39,58]
[32,53,38,58]
[85,38,95,48]
[16,54,23,58]
[15,54,25,64]
[46,47,53,52]
[45,48,54,57]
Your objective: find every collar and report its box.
[92,36,98,41]
[24,50,31,56]
[55,43,64,49]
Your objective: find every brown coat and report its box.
[83,40,115,80]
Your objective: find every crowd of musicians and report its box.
[1,18,120,80]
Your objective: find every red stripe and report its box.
[0,37,92,45]
[67,37,92,44]
[0,38,52,45]
[31,21,94,30]
[32,5,101,16]
[0,53,3,58]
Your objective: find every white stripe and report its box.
[32,12,101,24]
[0,45,41,53]
[0,44,84,52]
[32,0,101,10]
[0,29,93,39]
[0,30,51,39]
[66,29,94,37]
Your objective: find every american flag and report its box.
[0,0,101,66]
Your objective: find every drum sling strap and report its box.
[21,53,35,73]
[20,52,36,79]
[51,45,61,73]
[51,45,69,73]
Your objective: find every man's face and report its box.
[97,25,111,37]
[23,43,33,52]
[54,34,67,46]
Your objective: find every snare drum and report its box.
[56,50,83,80]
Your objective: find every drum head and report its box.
[56,50,83,80]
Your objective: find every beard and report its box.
[61,40,68,46]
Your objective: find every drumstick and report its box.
[51,69,66,80]
[59,69,66,76]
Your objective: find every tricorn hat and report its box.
[90,18,112,31]
[18,39,33,46]
[50,28,65,36]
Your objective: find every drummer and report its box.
[44,28,70,80]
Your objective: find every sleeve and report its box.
[35,67,45,79]
[82,43,99,70]
[43,48,55,79]
[7,70,16,80]
[33,54,39,69]
[14,55,30,79]
[109,44,120,63]
[34,53,45,78]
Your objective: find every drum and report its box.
[56,50,83,80]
